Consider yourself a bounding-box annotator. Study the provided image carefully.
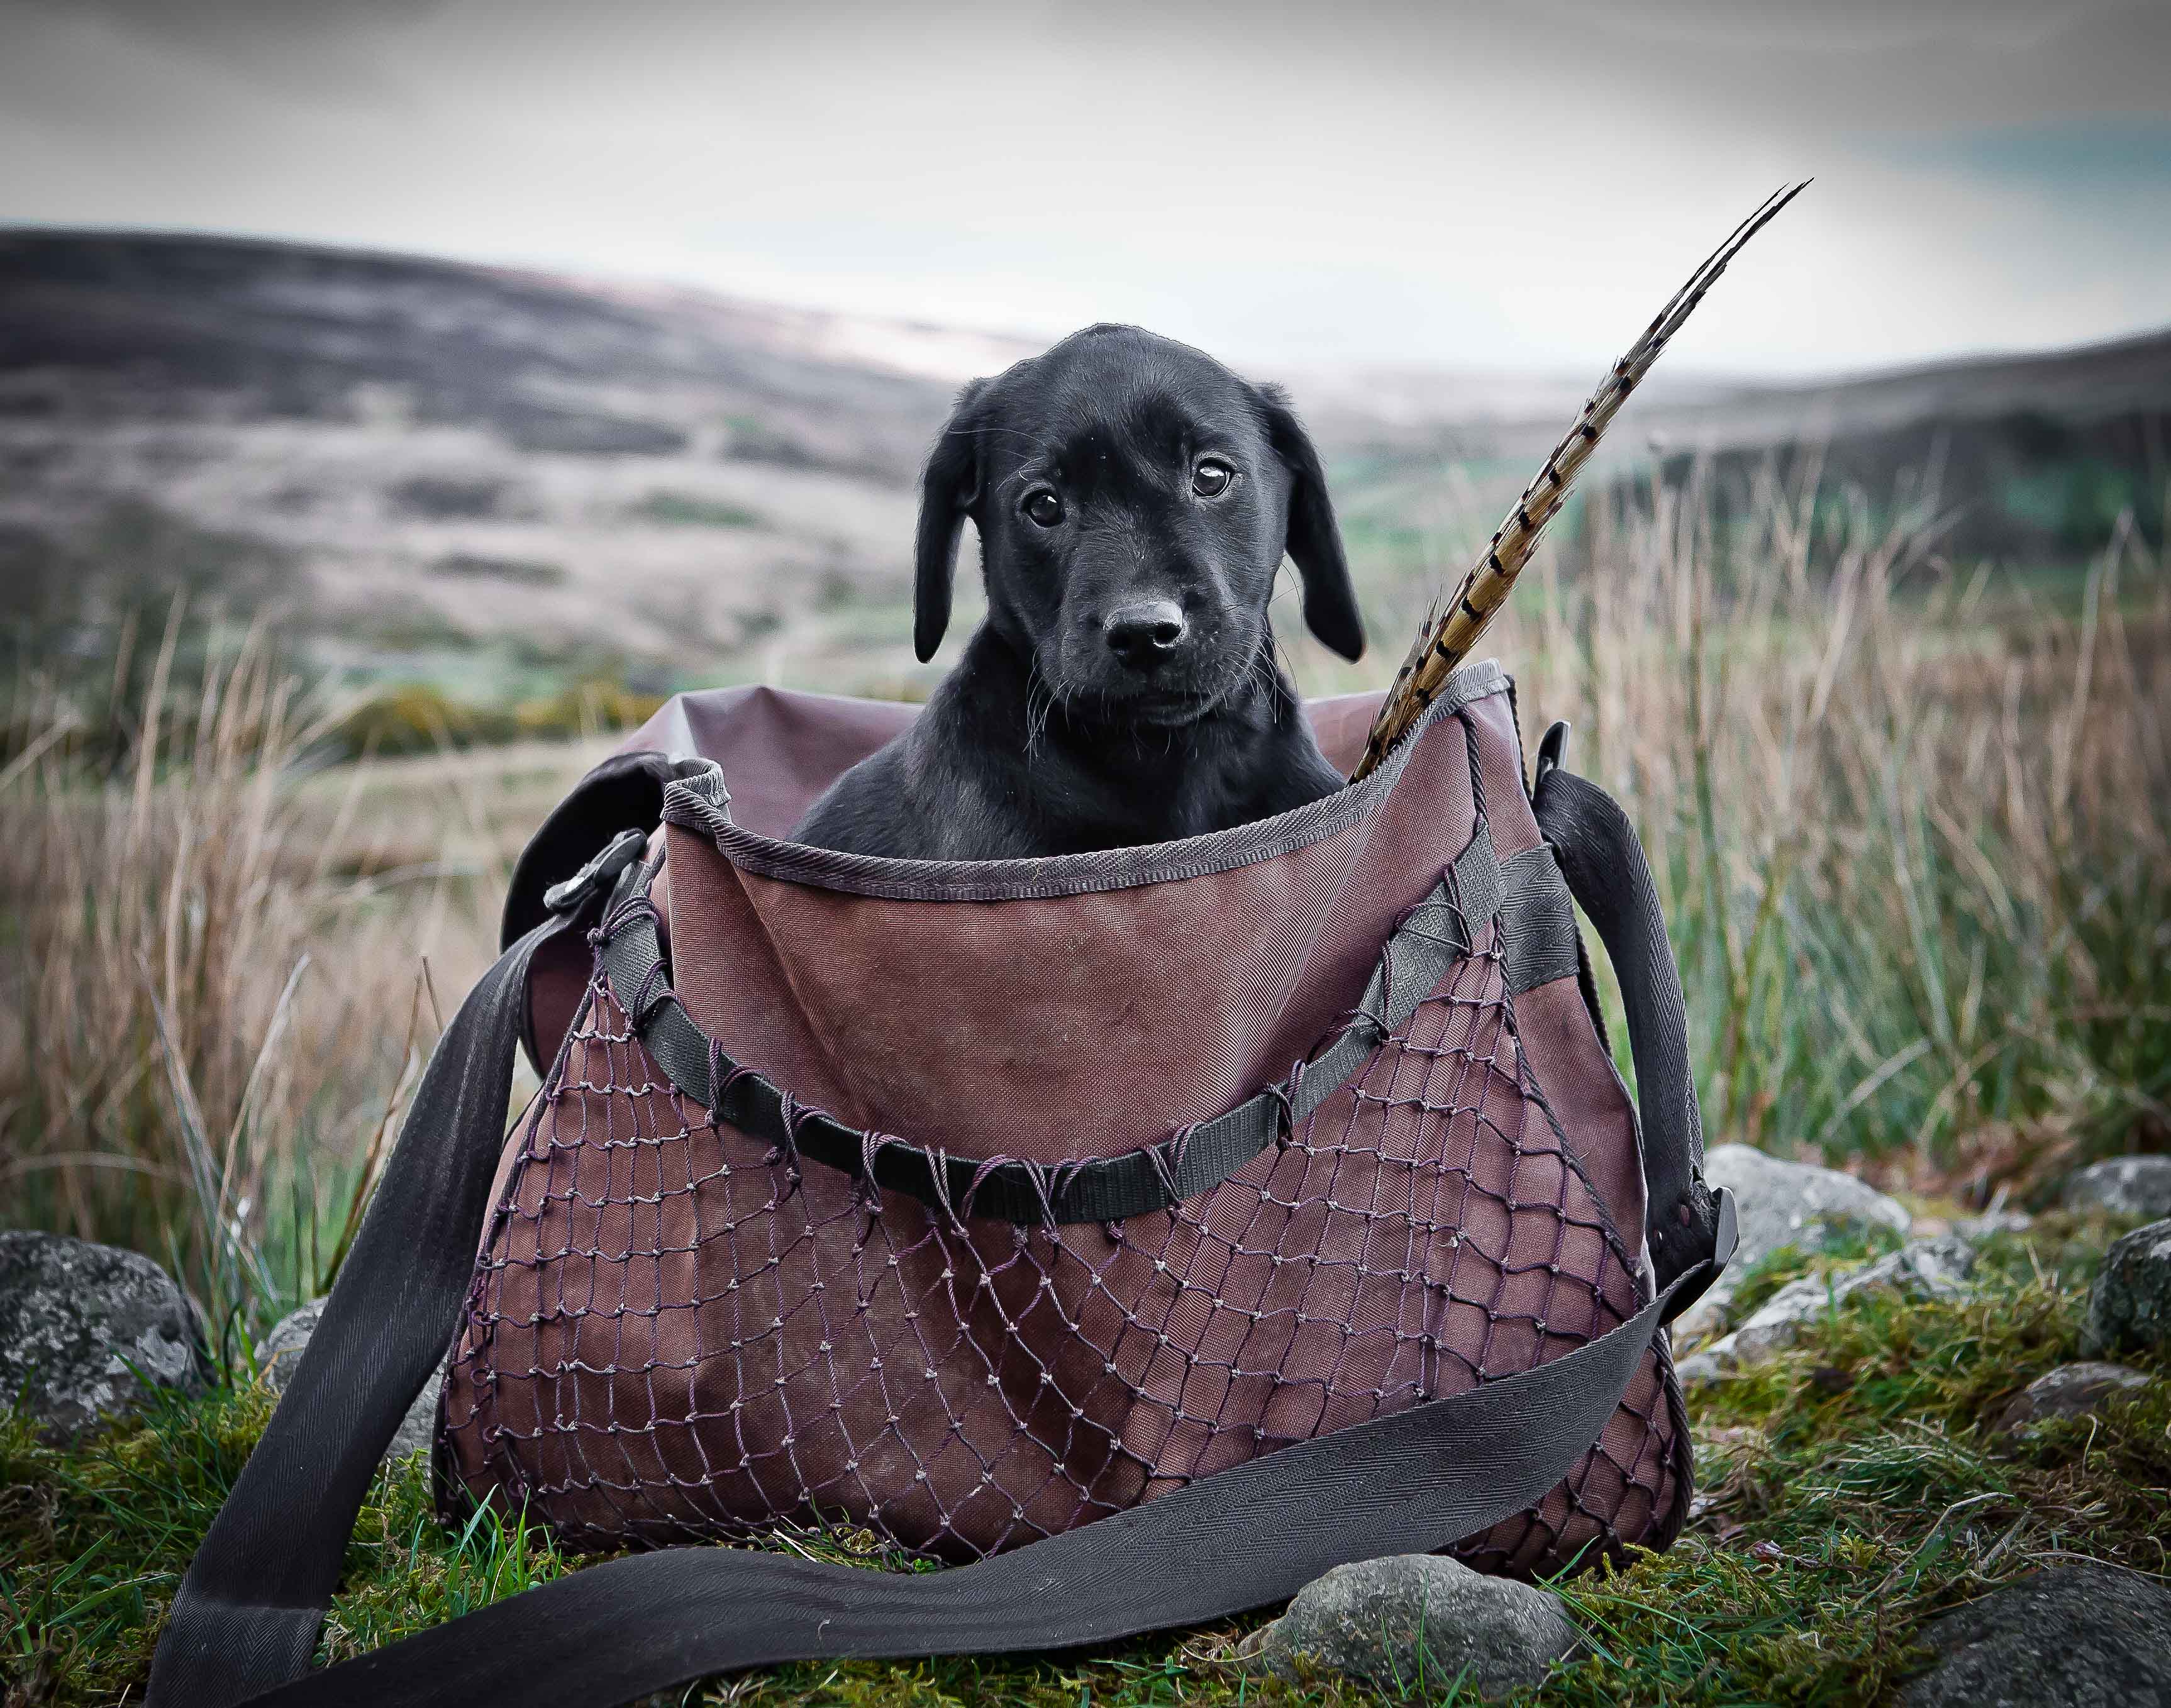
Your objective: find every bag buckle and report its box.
[543,828,650,915]
[1656,1184,1736,1326]
[1535,719,1572,786]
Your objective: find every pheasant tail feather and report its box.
[1349,182,1809,781]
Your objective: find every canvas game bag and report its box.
[149,662,1734,1707]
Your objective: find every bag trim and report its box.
[660,661,1509,901]
[1535,760,1721,1302]
[599,807,1582,1227]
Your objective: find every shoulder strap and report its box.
[150,771,1730,1708]
[1531,722,1723,1306]
[228,1209,1731,1708]
[147,831,645,1708]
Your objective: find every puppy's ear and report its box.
[914,379,988,663]
[1256,383,1365,662]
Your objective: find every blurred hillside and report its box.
[3,229,2167,724]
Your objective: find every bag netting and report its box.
[438,880,1689,1579]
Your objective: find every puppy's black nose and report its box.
[1103,600,1187,667]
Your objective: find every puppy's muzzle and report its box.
[1103,600,1188,670]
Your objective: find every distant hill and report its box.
[0,229,1003,698]
[3,229,2164,703]
[1592,327,2171,562]
[1303,326,2171,570]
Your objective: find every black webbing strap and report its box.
[230,1199,1735,1708]
[606,823,1582,1227]
[145,856,629,1708]
[1530,725,1721,1308]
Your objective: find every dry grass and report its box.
[1445,467,2170,1185]
[0,614,594,1339]
[1,472,2165,1336]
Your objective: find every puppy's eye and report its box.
[1192,460,1233,498]
[1023,489,1064,528]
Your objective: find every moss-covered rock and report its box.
[2063,1155,2171,1220]
[1899,1562,2171,1706]
[2082,1217,2171,1356]
[1679,1145,1913,1341]
[1992,1361,2150,1431]
[0,1231,205,1440]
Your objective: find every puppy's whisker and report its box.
[1024,658,1058,757]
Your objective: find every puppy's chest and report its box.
[1042,742,1280,850]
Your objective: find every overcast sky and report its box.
[5,0,2169,378]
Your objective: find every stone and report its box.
[1873,1235,1979,1299]
[1673,1144,1913,1343]
[1688,1304,1822,1381]
[1900,1561,2171,1706]
[2064,1156,2171,1221]
[1744,1234,1974,1356]
[2081,1217,2171,1358]
[1994,1361,2152,1432]
[1674,1236,1976,1380]
[1675,1340,1735,1385]
[0,1230,207,1439]
[1238,1554,1580,1698]
[257,1298,441,1461]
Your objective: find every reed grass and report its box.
[1440,465,2170,1190]
[4,472,2165,1334]
[0,616,569,1347]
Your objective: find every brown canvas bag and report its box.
[150,662,1734,1708]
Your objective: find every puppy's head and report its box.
[913,325,1363,724]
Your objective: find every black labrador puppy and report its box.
[792,324,1364,858]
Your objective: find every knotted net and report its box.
[440,863,1687,1579]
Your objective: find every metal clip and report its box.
[542,828,650,915]
[1535,719,1572,787]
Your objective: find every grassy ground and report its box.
[3,475,2166,1704]
[6,1210,2164,1705]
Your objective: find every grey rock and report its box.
[1728,1276,1850,1372]
[2082,1217,2171,1358]
[1750,1234,1973,1355]
[2065,1155,2171,1221]
[1667,1297,1734,1350]
[1676,1236,1976,1378]
[0,1230,207,1439]
[1901,1561,2171,1706]
[1238,1554,1580,1699]
[1674,1341,1733,1386]
[1674,1144,1913,1343]
[257,1298,441,1461]
[1994,1361,2152,1432]
[1872,1235,1979,1298]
